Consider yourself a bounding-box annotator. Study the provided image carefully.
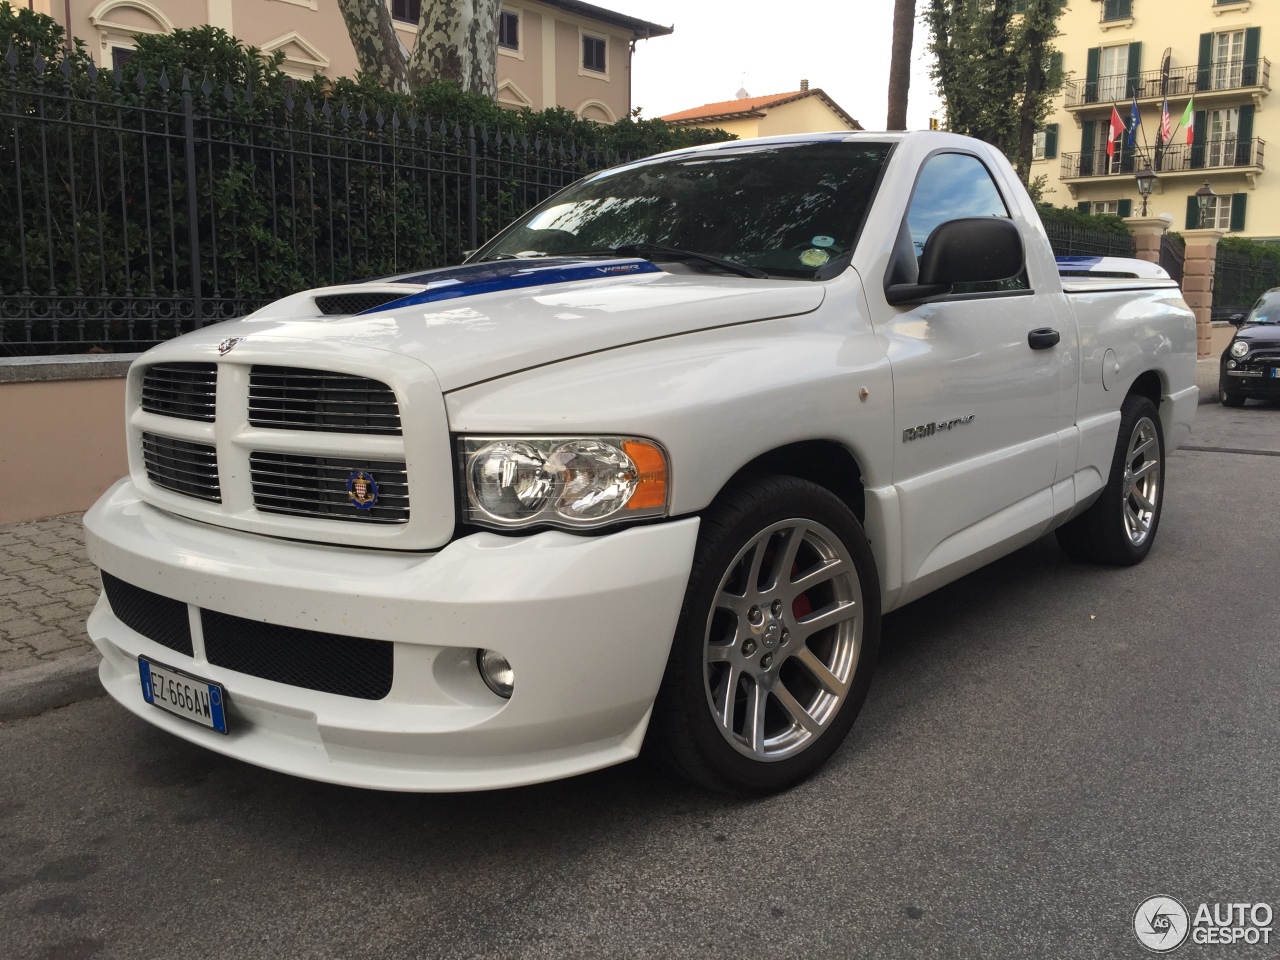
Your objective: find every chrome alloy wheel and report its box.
[702,519,862,762]
[1122,416,1162,546]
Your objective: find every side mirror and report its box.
[885,217,1025,306]
[1230,313,1247,327]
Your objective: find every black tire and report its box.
[1055,394,1165,566]
[646,476,881,795]
[1220,383,1246,407]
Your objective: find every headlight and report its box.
[461,436,669,529]
[1230,340,1250,359]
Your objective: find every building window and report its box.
[1213,30,1246,90]
[583,35,606,73]
[391,0,420,24]
[1032,124,1058,161]
[1091,200,1120,216]
[1098,44,1129,101]
[1202,195,1234,230]
[498,10,519,50]
[1206,107,1239,167]
[1100,0,1131,22]
[110,46,136,71]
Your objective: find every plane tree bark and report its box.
[887,0,915,130]
[336,0,500,95]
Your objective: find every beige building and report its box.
[661,82,862,138]
[34,0,670,123]
[1035,0,1274,237]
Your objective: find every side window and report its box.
[905,152,1028,292]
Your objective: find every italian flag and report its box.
[1182,98,1196,145]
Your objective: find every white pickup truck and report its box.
[84,131,1197,795]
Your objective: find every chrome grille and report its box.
[141,363,216,422]
[249,453,409,523]
[248,367,402,435]
[142,433,221,502]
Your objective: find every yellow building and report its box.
[1035,0,1274,238]
[33,0,669,124]
[661,82,861,138]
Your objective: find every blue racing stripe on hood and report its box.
[358,259,663,314]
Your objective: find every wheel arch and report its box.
[714,440,865,522]
[1127,369,1163,408]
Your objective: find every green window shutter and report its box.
[1079,121,1096,175]
[1186,195,1201,229]
[1048,51,1064,89]
[1191,110,1207,168]
[1078,201,1092,214]
[1014,0,1026,12]
[1230,194,1247,232]
[1118,199,1133,218]
[1086,47,1101,103]
[1126,42,1142,97]
[1244,27,1262,85]
[1119,0,1132,16]
[1236,105,1255,165]
[1045,124,1059,159]
[1197,32,1213,91]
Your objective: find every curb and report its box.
[0,652,104,722]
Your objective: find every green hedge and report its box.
[1214,236,1280,316]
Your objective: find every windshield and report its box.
[1246,291,1280,324]
[478,140,894,279]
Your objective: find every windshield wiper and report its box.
[613,243,770,280]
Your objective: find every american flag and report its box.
[1160,98,1172,144]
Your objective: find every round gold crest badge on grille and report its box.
[347,470,379,509]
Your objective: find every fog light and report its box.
[1228,359,1238,369]
[477,649,514,699]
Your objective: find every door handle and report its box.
[1028,327,1061,350]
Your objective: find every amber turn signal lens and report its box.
[622,440,667,510]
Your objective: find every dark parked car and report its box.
[1220,289,1280,406]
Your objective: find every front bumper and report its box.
[83,480,699,791]
[1221,363,1280,399]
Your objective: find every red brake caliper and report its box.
[791,562,812,619]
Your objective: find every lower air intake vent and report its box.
[201,610,393,700]
[101,572,194,657]
[249,452,409,523]
[314,292,406,315]
[142,434,221,502]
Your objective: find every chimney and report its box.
[800,79,809,92]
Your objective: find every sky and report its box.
[603,1,943,131]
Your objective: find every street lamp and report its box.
[1135,166,1157,216]
[1195,180,1218,229]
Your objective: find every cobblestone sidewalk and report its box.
[0,514,99,675]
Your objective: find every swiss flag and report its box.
[1107,107,1126,157]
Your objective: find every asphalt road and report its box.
[2,402,1278,960]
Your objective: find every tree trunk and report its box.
[336,0,409,92]
[408,0,501,96]
[887,0,915,130]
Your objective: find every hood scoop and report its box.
[314,291,408,315]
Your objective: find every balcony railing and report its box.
[1065,57,1270,107]
[1060,137,1265,179]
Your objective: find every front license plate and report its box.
[139,658,228,734]
[1270,367,1280,378]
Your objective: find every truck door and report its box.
[873,151,1078,597]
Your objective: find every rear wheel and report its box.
[647,476,881,795]
[1056,394,1165,565]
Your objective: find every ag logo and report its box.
[1134,896,1190,953]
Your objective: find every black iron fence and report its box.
[1,51,624,355]
[1041,220,1137,259]
[1213,244,1280,320]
